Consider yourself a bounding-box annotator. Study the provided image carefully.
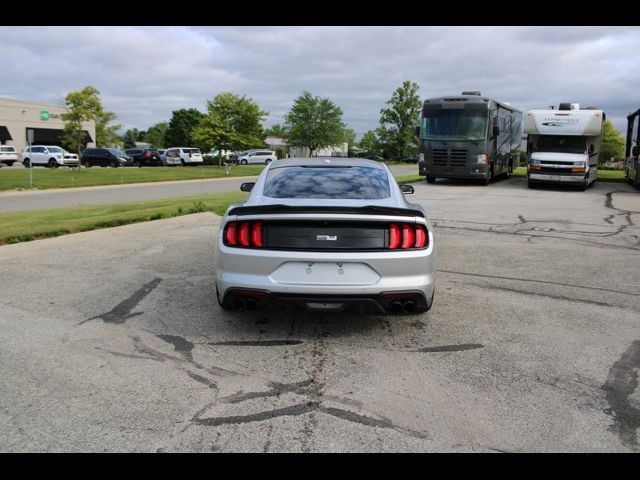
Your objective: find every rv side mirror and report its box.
[493,126,500,137]
[400,184,414,194]
[588,144,594,155]
[527,142,534,154]
[240,182,255,192]
[633,146,640,157]
[415,126,420,137]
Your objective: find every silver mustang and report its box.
[214,157,436,314]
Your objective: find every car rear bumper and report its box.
[215,243,436,311]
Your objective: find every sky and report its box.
[1,26,639,139]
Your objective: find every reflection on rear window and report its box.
[1,147,16,152]
[264,166,390,199]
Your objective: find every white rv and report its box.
[524,103,605,190]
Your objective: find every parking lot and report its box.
[0,175,639,452]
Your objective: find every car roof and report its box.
[268,157,387,170]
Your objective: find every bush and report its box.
[519,151,529,167]
[202,155,216,165]
[275,147,286,159]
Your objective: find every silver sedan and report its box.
[214,157,436,314]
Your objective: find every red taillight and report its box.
[223,221,264,248]
[251,222,263,247]
[224,222,237,246]
[389,224,401,249]
[415,225,427,248]
[401,224,415,249]
[388,223,429,249]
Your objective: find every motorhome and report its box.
[625,108,639,188]
[417,92,522,185]
[524,103,605,190]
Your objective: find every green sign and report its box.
[40,110,49,121]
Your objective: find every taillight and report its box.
[223,221,263,248]
[388,223,429,249]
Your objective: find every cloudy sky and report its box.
[1,26,638,138]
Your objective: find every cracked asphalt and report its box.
[0,175,639,452]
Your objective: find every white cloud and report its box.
[0,26,638,136]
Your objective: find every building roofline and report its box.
[0,96,68,110]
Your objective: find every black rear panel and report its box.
[265,221,387,251]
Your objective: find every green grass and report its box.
[513,167,626,182]
[395,175,424,184]
[0,165,265,191]
[0,192,248,245]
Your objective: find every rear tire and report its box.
[240,159,248,165]
[216,285,231,310]
[5,161,14,167]
[23,159,31,168]
[48,159,58,168]
[111,160,119,168]
[527,178,536,189]
[426,175,436,184]
[265,159,272,165]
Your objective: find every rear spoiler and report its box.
[228,204,425,218]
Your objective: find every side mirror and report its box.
[240,182,255,192]
[415,126,420,137]
[527,142,534,154]
[400,184,414,194]
[493,126,500,137]
[633,145,640,157]
[588,144,594,155]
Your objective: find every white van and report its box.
[237,149,277,165]
[0,145,18,166]
[164,147,204,166]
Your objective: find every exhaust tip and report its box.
[389,300,403,313]
[232,297,247,310]
[245,298,259,310]
[402,301,415,313]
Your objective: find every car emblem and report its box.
[316,235,337,241]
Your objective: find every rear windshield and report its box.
[263,166,390,199]
[126,149,142,154]
[107,149,124,156]
[0,146,16,152]
[184,148,201,154]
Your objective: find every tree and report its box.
[144,122,169,148]
[61,86,104,162]
[191,92,268,166]
[95,109,122,148]
[284,91,346,157]
[265,124,288,138]
[358,130,382,156]
[343,127,357,155]
[165,108,205,148]
[600,119,625,165]
[376,80,422,161]
[122,128,143,149]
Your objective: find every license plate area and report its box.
[269,262,380,286]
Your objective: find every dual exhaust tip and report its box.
[231,296,260,311]
[388,300,415,314]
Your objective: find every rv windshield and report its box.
[422,110,488,141]
[536,135,586,154]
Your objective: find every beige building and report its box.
[0,97,95,152]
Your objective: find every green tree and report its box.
[95,110,122,148]
[342,127,357,154]
[358,130,381,156]
[144,122,169,148]
[191,92,268,166]
[600,119,625,165]
[265,124,288,138]
[376,80,422,161]
[165,108,205,147]
[284,91,346,157]
[122,128,141,149]
[61,86,104,162]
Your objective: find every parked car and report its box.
[81,148,130,168]
[403,155,419,164]
[164,147,204,166]
[214,157,436,314]
[0,145,18,166]
[237,149,277,165]
[124,148,162,167]
[21,145,79,168]
[158,149,167,164]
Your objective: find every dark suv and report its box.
[124,148,162,167]
[81,148,131,168]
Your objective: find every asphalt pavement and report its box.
[0,175,638,452]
